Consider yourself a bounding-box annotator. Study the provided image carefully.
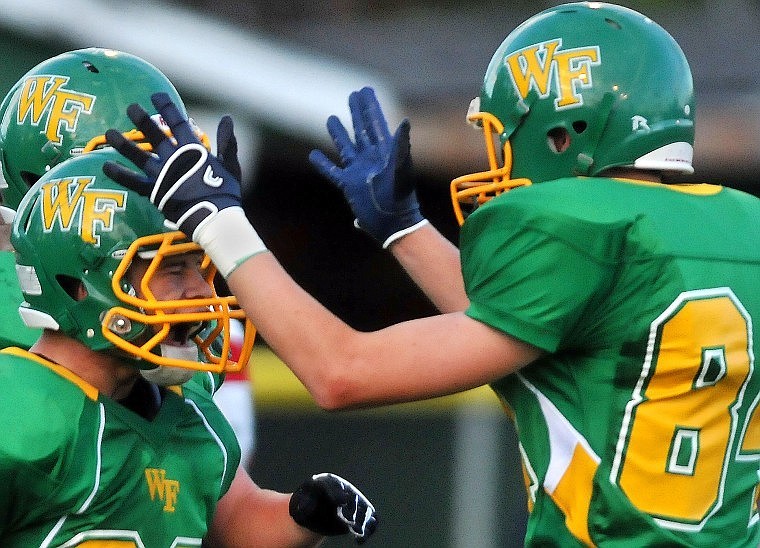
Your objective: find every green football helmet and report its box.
[0,47,209,210]
[451,2,695,224]
[11,149,254,377]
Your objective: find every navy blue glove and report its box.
[289,473,378,543]
[216,114,242,182]
[309,87,427,248]
[102,92,242,241]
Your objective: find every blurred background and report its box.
[0,0,758,545]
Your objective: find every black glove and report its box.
[216,114,242,182]
[102,92,242,241]
[289,473,378,543]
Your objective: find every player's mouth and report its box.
[164,321,203,347]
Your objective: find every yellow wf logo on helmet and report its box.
[506,39,600,110]
[16,75,96,146]
[39,177,126,246]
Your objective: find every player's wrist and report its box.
[194,207,267,278]
[355,200,427,248]
[381,217,429,248]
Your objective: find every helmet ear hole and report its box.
[56,274,86,301]
[20,171,40,188]
[547,127,571,153]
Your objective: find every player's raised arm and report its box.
[308,87,468,313]
[103,93,540,409]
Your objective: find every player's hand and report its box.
[216,114,242,182]
[102,92,242,242]
[289,472,378,543]
[309,86,427,248]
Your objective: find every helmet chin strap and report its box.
[139,343,198,386]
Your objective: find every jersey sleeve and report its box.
[0,352,84,532]
[459,195,627,352]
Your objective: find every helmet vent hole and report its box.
[82,61,99,73]
[572,121,587,134]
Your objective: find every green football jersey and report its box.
[0,250,40,348]
[460,177,760,547]
[0,347,241,547]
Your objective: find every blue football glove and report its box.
[103,92,266,278]
[309,87,427,248]
[102,92,242,240]
[215,114,242,182]
[289,472,378,543]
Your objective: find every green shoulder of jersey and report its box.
[0,251,41,348]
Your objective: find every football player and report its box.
[0,149,377,546]
[104,2,760,546]
[0,47,257,465]
[0,47,212,348]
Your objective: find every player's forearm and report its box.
[388,223,469,313]
[214,496,324,548]
[0,206,13,252]
[226,252,508,409]
[208,469,325,548]
[227,252,369,409]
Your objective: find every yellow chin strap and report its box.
[450,111,532,225]
[102,231,255,373]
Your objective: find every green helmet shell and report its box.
[480,2,694,183]
[0,48,188,209]
[11,148,169,351]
